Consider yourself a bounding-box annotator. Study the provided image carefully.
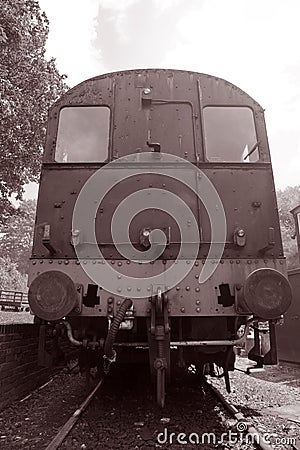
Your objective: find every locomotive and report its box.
[28,69,292,406]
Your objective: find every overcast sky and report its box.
[26,0,300,197]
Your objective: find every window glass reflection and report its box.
[203,107,258,162]
[55,106,110,162]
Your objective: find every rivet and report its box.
[181,307,185,313]
[117,287,122,293]
[40,260,43,264]
[186,261,190,265]
[280,260,284,265]
[108,297,113,304]
[195,261,199,267]
[220,260,224,264]
[176,286,180,291]
[147,287,151,291]
[195,274,199,279]
[202,260,205,264]
[58,261,62,265]
[168,308,171,313]
[247,260,252,264]
[236,260,240,264]
[127,287,132,292]
[76,261,80,265]
[137,287,141,292]
[196,308,200,313]
[146,308,151,313]
[111,260,115,265]
[49,260,53,264]
[32,261,36,265]
[107,306,113,313]
[117,275,122,280]
[195,287,200,292]
[64,260,69,265]
[118,262,122,267]
[196,300,200,305]
[230,260,233,264]
[186,286,190,291]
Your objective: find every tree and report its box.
[0,256,27,291]
[276,186,300,269]
[0,199,36,274]
[0,0,68,223]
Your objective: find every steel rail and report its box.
[45,376,105,450]
[205,379,274,450]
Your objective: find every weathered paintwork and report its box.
[29,69,287,322]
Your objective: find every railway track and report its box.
[45,376,106,450]
[42,368,278,450]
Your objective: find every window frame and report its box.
[202,105,260,164]
[54,105,111,164]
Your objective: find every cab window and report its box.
[55,106,110,162]
[203,107,258,162]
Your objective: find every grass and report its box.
[0,310,34,325]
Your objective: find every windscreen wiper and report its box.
[243,141,259,160]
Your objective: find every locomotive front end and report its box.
[28,69,291,406]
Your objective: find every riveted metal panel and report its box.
[28,258,288,317]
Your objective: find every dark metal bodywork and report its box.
[277,268,300,364]
[28,69,290,379]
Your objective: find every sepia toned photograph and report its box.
[0,1,299,449]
